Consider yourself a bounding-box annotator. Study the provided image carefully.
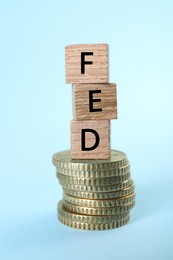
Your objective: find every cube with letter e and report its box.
[73,83,117,120]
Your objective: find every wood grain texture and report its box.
[73,83,117,120]
[70,120,110,159]
[65,44,109,84]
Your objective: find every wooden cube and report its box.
[70,120,110,159]
[73,83,117,120]
[65,44,109,84]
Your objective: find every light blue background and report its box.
[0,0,173,259]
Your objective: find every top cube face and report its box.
[65,44,109,84]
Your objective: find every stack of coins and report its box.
[52,150,135,231]
[52,43,136,230]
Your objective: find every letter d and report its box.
[81,129,100,151]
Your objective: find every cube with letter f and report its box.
[65,44,109,83]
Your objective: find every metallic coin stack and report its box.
[52,149,135,231]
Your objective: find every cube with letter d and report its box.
[70,120,110,159]
[65,44,109,84]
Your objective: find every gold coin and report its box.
[52,150,128,170]
[60,178,133,192]
[58,213,130,230]
[57,162,130,178]
[58,201,129,224]
[57,172,130,186]
[62,200,135,215]
[63,184,135,199]
[63,192,135,207]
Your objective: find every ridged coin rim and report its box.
[56,162,130,178]
[62,200,135,215]
[63,184,135,199]
[58,201,129,223]
[60,178,133,192]
[58,214,130,230]
[57,172,131,186]
[63,192,136,207]
[52,150,128,170]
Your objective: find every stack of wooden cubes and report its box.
[65,44,117,159]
